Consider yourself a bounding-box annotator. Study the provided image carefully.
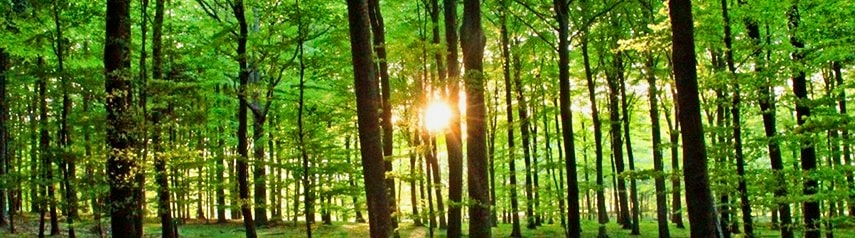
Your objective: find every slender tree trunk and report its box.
[663,81,685,229]
[607,52,630,230]
[366,0,397,230]
[668,0,721,236]
[0,48,7,230]
[105,0,142,236]
[346,0,392,236]
[555,0,581,236]
[831,62,853,217]
[461,0,490,236]
[38,55,59,237]
[618,55,640,235]
[499,3,522,235]
[442,0,465,234]
[151,0,177,236]
[788,2,820,237]
[720,0,753,235]
[251,106,268,226]
[232,0,257,236]
[581,33,608,238]
[512,48,536,231]
[645,50,670,238]
[51,3,77,237]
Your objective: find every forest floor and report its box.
[1,214,854,237]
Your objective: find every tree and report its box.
[442,0,465,235]
[461,0,490,236]
[718,0,752,235]
[499,1,522,236]
[151,0,177,236]
[787,2,820,237]
[553,0,581,236]
[668,0,721,236]
[105,0,142,236]
[346,0,392,237]
[230,0,257,236]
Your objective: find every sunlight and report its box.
[424,100,452,132]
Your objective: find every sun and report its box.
[424,100,452,132]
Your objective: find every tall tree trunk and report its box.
[51,2,77,237]
[216,105,226,223]
[151,0,177,236]
[581,30,608,238]
[663,81,685,229]
[787,2,820,237]
[232,0,257,236]
[554,0,581,235]
[668,0,721,236]
[461,0,490,236]
[512,47,536,231]
[720,0,753,235]
[606,52,630,230]
[345,0,392,236]
[442,0,465,234]
[38,55,59,237]
[618,54,640,235]
[105,0,142,236]
[0,48,7,230]
[499,2,522,235]
[646,52,670,237]
[831,62,853,217]
[366,0,397,229]
[297,15,314,235]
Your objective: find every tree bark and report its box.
[346,0,392,236]
[442,0,465,234]
[668,0,721,236]
[618,54,640,235]
[554,0,581,236]
[499,2,522,235]
[0,48,7,230]
[581,30,608,238]
[787,2,820,237]
[366,0,397,230]
[105,0,143,236]
[151,0,177,236]
[606,52,630,230]
[231,0,257,236]
[461,0,490,236]
[720,0,753,235]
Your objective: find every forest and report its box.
[0,0,853,237]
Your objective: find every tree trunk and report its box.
[232,0,257,236]
[345,0,392,236]
[442,0,465,234]
[581,30,608,238]
[499,3,522,235]
[831,62,853,218]
[37,55,59,237]
[606,52,630,231]
[151,0,177,236]
[0,48,7,230]
[720,0,753,235]
[512,47,536,231]
[787,2,820,237]
[668,0,721,236]
[461,0,490,236]
[366,0,397,230]
[618,54,640,236]
[105,0,142,236]
[554,1,580,236]
[645,50,670,238]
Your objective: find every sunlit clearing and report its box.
[424,100,452,132]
